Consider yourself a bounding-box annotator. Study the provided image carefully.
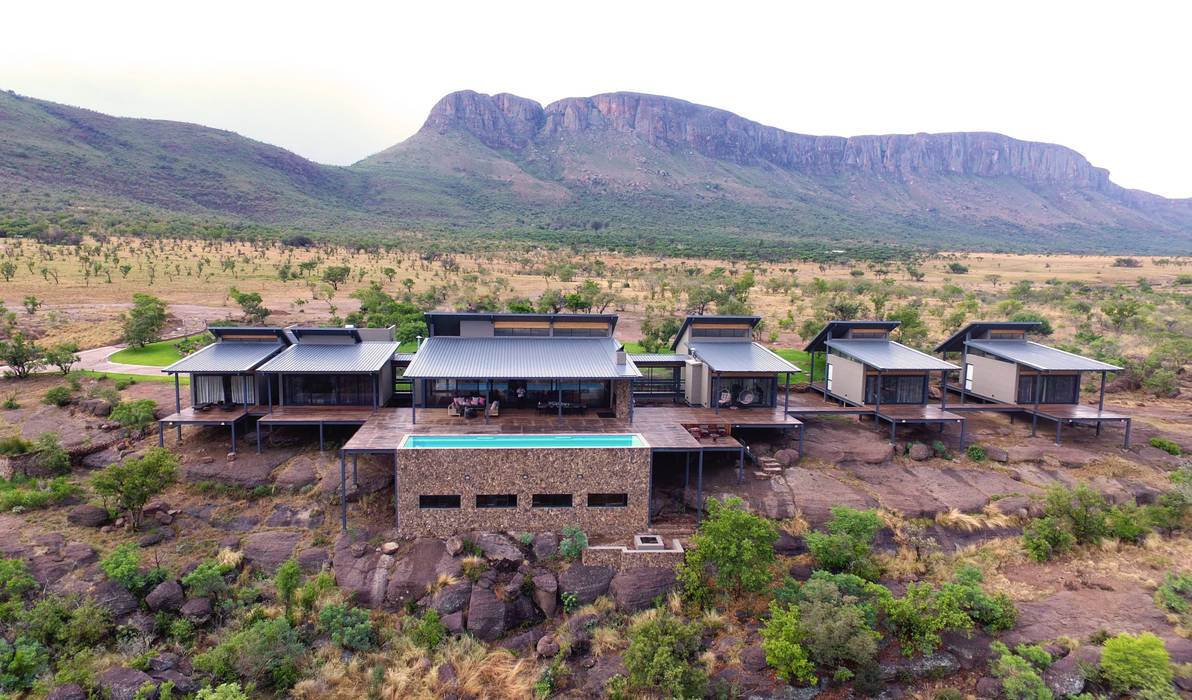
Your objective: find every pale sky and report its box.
[3,0,1191,198]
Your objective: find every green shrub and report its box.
[989,641,1052,700]
[43,386,73,407]
[318,603,375,651]
[794,576,881,674]
[182,560,230,600]
[966,445,986,462]
[1154,571,1192,615]
[411,608,446,650]
[1042,483,1109,545]
[0,559,35,621]
[91,446,177,529]
[761,603,816,684]
[275,557,302,621]
[99,543,168,597]
[931,440,949,457]
[0,436,32,456]
[1150,437,1182,456]
[114,376,135,391]
[34,432,71,475]
[947,566,1018,632]
[804,506,882,581]
[1022,516,1076,562]
[0,637,48,691]
[623,613,706,698]
[109,399,157,429]
[1107,501,1151,543]
[195,684,251,700]
[194,617,305,690]
[561,591,578,614]
[878,582,972,657]
[1100,632,1173,696]
[1148,491,1189,533]
[677,497,778,603]
[559,525,588,561]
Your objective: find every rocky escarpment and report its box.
[420,90,1119,191]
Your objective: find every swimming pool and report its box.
[398,434,647,449]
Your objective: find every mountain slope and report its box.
[1,87,1189,255]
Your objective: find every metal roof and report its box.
[290,327,362,342]
[827,339,959,371]
[803,320,900,352]
[628,353,690,364]
[964,340,1122,372]
[671,315,761,350]
[403,336,641,379]
[425,312,618,335]
[393,353,417,362]
[688,342,802,374]
[162,342,284,374]
[935,322,1041,353]
[256,342,398,374]
[208,326,291,343]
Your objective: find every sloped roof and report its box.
[163,341,284,374]
[403,336,640,379]
[935,321,1041,353]
[964,340,1122,371]
[803,320,901,352]
[628,353,690,364]
[671,315,761,350]
[688,342,801,374]
[256,342,398,374]
[827,339,958,371]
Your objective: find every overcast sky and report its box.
[4,0,1190,198]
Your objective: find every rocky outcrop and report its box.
[67,504,110,527]
[241,531,303,573]
[97,667,155,700]
[558,564,615,606]
[466,587,505,641]
[609,568,677,612]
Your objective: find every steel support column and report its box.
[174,374,182,440]
[684,452,690,488]
[873,370,882,431]
[230,420,236,454]
[353,453,358,488]
[340,453,347,530]
[1031,372,1042,436]
[738,446,744,484]
[696,450,704,526]
[393,452,399,530]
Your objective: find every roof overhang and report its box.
[688,342,801,374]
[403,336,641,379]
[803,320,900,353]
[826,339,958,371]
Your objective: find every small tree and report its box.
[109,399,158,431]
[0,262,16,282]
[559,525,588,561]
[321,266,350,290]
[21,296,41,315]
[678,496,778,601]
[228,287,271,324]
[120,293,167,347]
[0,333,44,378]
[91,447,178,530]
[275,557,301,622]
[43,342,79,374]
[761,603,816,685]
[1100,632,1173,696]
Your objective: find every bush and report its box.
[947,566,1017,632]
[99,543,168,597]
[878,582,972,657]
[794,576,881,674]
[43,386,73,407]
[559,525,588,561]
[194,617,305,690]
[677,497,778,603]
[1042,483,1109,545]
[1150,437,1182,456]
[109,399,157,430]
[966,445,986,462]
[1154,571,1192,615]
[0,637,48,691]
[0,559,35,621]
[989,641,1052,700]
[114,376,135,391]
[0,436,32,456]
[318,603,375,651]
[411,608,446,650]
[804,506,882,581]
[1022,516,1076,562]
[1148,491,1189,533]
[182,560,230,600]
[91,447,177,529]
[761,604,816,684]
[195,684,251,700]
[275,557,302,620]
[1106,501,1151,543]
[34,432,71,475]
[1100,632,1173,696]
[622,613,707,698]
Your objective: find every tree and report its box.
[21,297,41,315]
[761,603,816,684]
[275,558,301,622]
[622,613,707,698]
[639,316,682,353]
[0,333,43,378]
[91,447,177,530]
[536,289,566,314]
[1011,311,1053,336]
[563,293,591,313]
[121,294,167,347]
[506,297,535,313]
[0,262,15,282]
[43,342,79,374]
[886,306,929,348]
[678,497,778,600]
[228,287,271,324]
[321,265,350,290]
[381,267,396,282]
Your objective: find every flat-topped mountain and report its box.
[2,88,1189,254]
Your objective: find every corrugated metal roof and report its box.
[257,342,398,374]
[629,353,690,364]
[393,353,417,362]
[671,315,761,350]
[965,340,1122,371]
[803,320,901,352]
[935,322,1040,353]
[403,337,641,379]
[827,339,958,371]
[688,342,802,373]
[162,342,283,374]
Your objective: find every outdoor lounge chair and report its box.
[488,400,499,417]
[717,389,733,407]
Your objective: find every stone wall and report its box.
[612,379,632,419]
[582,540,685,572]
[397,445,650,535]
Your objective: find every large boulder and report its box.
[241,531,303,573]
[273,456,320,491]
[466,587,505,641]
[180,597,213,625]
[47,683,87,700]
[97,667,156,700]
[67,504,110,527]
[430,581,473,616]
[331,537,392,608]
[145,580,184,613]
[1043,654,1088,697]
[505,595,541,630]
[264,504,324,529]
[558,564,615,606]
[531,532,559,560]
[880,652,961,680]
[296,547,329,574]
[908,443,933,461]
[774,449,800,466]
[387,538,460,606]
[609,568,677,613]
[476,533,524,567]
[533,573,558,617]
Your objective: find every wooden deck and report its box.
[876,405,964,423]
[159,406,248,425]
[1031,404,1130,421]
[256,406,378,426]
[941,383,1022,411]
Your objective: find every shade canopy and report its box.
[403,336,641,379]
[688,342,801,374]
[257,342,398,374]
[827,339,958,371]
[963,340,1122,372]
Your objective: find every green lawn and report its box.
[109,339,185,367]
[773,348,824,385]
[78,370,187,385]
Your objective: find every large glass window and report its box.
[531,494,572,508]
[419,495,460,509]
[494,327,550,336]
[431,379,611,409]
[283,374,374,406]
[553,327,607,337]
[476,494,517,508]
[588,493,628,508]
[864,374,925,404]
[691,327,750,338]
[635,366,682,396]
[1017,374,1078,404]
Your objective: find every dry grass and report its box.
[778,510,810,537]
[215,547,243,570]
[935,504,1016,532]
[665,589,684,616]
[426,572,459,596]
[591,625,625,657]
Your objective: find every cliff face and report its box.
[421,90,1114,191]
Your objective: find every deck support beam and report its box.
[684,452,690,488]
[230,419,236,454]
[798,423,805,459]
[873,370,883,431]
[696,450,704,526]
[714,373,720,415]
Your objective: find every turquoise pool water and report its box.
[399,434,646,449]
